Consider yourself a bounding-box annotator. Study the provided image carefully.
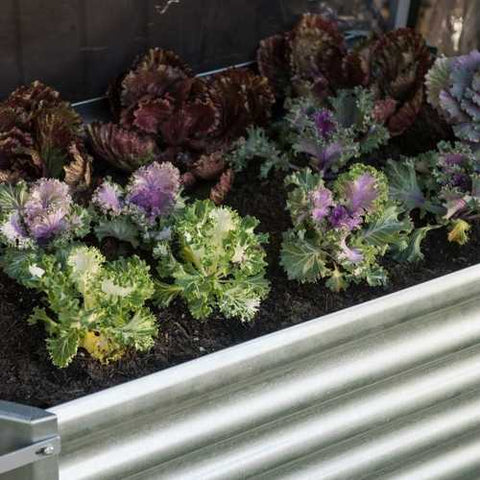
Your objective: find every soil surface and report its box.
[1,165,480,408]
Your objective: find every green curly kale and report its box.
[227,126,292,178]
[280,165,412,291]
[154,199,270,321]
[19,245,157,367]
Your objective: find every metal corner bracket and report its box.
[0,401,60,480]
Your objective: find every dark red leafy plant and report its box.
[86,122,160,173]
[368,28,432,137]
[257,14,367,99]
[0,81,92,190]
[102,48,274,203]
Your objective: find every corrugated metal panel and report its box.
[49,264,480,480]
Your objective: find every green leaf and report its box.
[219,273,270,321]
[116,308,158,351]
[227,127,291,178]
[0,248,41,286]
[46,329,80,368]
[393,225,441,263]
[94,218,140,248]
[386,159,426,212]
[0,182,28,215]
[365,266,388,287]
[280,231,329,283]
[154,280,183,307]
[363,206,412,247]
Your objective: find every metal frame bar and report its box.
[394,0,412,28]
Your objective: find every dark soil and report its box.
[1,166,480,409]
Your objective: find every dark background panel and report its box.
[18,0,86,100]
[0,1,22,96]
[0,0,310,102]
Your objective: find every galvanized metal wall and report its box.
[50,264,480,479]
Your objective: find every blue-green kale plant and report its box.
[388,141,480,248]
[280,164,412,291]
[426,50,480,147]
[154,199,270,321]
[91,161,183,248]
[17,245,157,367]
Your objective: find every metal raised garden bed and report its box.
[3,2,480,479]
[2,263,480,479]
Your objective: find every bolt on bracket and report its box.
[0,401,60,480]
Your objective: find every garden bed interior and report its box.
[2,5,480,412]
[2,157,480,409]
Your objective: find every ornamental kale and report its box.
[281,165,411,291]
[257,14,366,99]
[154,200,270,322]
[21,246,157,367]
[227,126,292,179]
[368,28,432,136]
[426,51,480,146]
[0,179,89,251]
[329,87,390,155]
[106,47,275,203]
[286,97,359,175]
[227,87,390,179]
[86,122,160,172]
[387,141,480,247]
[0,81,92,189]
[91,161,182,247]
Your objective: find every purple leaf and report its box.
[126,162,180,222]
[310,186,333,222]
[344,173,379,215]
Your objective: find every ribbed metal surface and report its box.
[49,264,480,480]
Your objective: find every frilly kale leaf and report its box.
[21,245,157,367]
[227,126,292,178]
[154,199,270,322]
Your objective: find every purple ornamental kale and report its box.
[93,182,124,216]
[126,162,180,222]
[313,109,336,139]
[310,186,333,222]
[344,173,379,215]
[23,179,71,242]
[427,51,480,144]
[328,205,362,231]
